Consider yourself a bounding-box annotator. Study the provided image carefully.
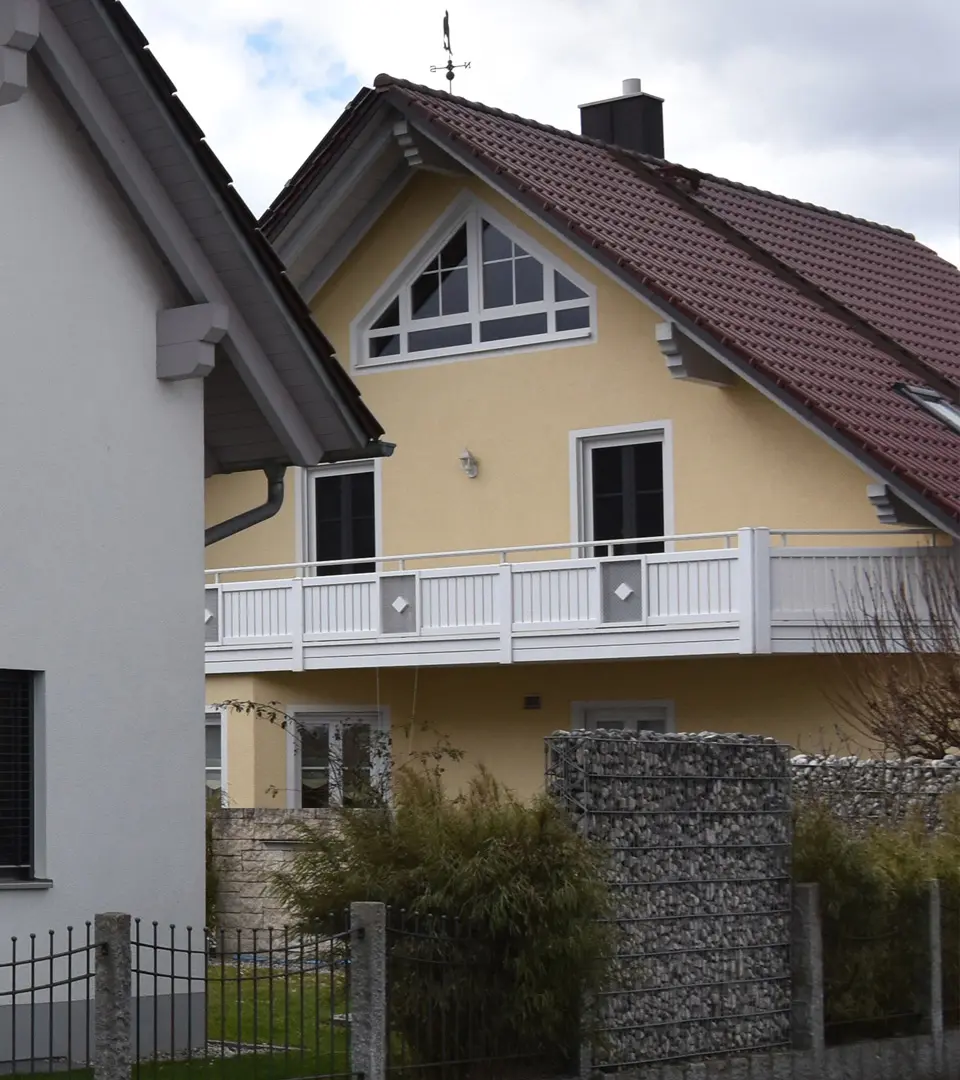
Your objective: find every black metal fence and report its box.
[384,909,566,1080]
[0,925,96,1074]
[0,915,355,1080]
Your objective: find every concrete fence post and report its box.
[94,912,132,1080]
[919,879,944,1077]
[791,884,825,1069]
[350,902,386,1080]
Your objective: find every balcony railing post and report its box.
[498,563,513,664]
[288,579,304,671]
[738,528,771,655]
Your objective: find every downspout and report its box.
[205,464,286,547]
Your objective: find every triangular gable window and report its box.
[358,202,595,367]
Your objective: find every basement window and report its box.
[898,384,960,435]
[355,199,596,368]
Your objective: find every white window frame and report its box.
[295,459,383,575]
[285,706,391,809]
[571,700,676,733]
[204,709,228,805]
[350,192,597,371]
[569,421,675,557]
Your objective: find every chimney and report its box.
[579,79,664,158]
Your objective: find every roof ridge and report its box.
[373,73,915,241]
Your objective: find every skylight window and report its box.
[356,201,595,368]
[898,384,960,435]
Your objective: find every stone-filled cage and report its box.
[545,731,793,1070]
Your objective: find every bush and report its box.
[272,765,613,1074]
[793,796,960,1042]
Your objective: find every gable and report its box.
[297,169,910,566]
[350,193,596,370]
[3,0,384,474]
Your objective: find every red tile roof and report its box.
[269,75,960,529]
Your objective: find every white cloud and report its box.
[124,0,960,265]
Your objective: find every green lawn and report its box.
[13,964,351,1080]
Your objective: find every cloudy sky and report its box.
[124,0,960,265]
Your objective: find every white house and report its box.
[0,0,385,950]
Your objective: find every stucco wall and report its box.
[207,654,858,806]
[0,68,205,933]
[205,169,909,576]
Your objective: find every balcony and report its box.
[203,528,938,673]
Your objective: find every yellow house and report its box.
[203,76,960,808]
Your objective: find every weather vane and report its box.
[430,11,470,93]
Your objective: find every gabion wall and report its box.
[545,731,792,1071]
[792,753,960,832]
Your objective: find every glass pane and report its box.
[342,724,375,808]
[555,271,587,302]
[482,261,513,308]
[205,770,222,794]
[315,473,376,575]
[557,306,590,332]
[440,225,468,269]
[479,313,548,341]
[514,256,544,304]
[408,324,472,352]
[205,724,221,768]
[481,220,512,261]
[411,268,440,320]
[372,296,400,330]
[301,726,330,769]
[302,770,330,809]
[440,267,469,314]
[369,334,400,358]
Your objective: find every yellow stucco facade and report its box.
[208,655,862,807]
[205,168,932,806]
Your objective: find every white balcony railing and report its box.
[204,528,940,672]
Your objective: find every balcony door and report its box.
[306,462,379,576]
[573,424,672,558]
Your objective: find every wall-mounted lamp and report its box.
[459,448,479,479]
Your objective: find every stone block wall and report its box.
[791,753,960,832]
[546,731,792,1072]
[209,808,335,933]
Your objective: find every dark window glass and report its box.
[482,261,513,308]
[440,225,468,269]
[372,296,400,329]
[314,471,376,575]
[408,324,472,352]
[342,724,375,808]
[479,313,548,342]
[440,267,469,314]
[514,257,544,304]
[557,306,590,332]
[481,220,512,261]
[555,271,587,302]
[0,671,32,881]
[369,334,400,358]
[301,726,330,809]
[590,442,664,557]
[411,262,440,319]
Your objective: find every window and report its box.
[291,711,388,809]
[573,426,670,557]
[897,383,960,435]
[306,463,378,576]
[205,712,224,802]
[1,670,33,881]
[357,201,595,367]
[572,701,674,733]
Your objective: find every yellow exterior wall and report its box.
[207,656,859,806]
[204,169,924,575]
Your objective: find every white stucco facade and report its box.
[0,66,205,935]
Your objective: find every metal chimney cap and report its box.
[622,78,643,96]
